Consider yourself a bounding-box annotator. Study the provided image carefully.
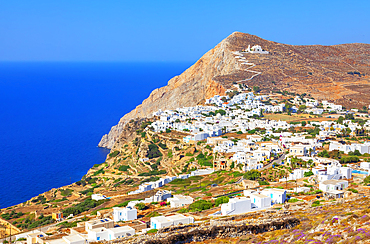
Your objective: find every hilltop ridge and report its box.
[99,32,370,149]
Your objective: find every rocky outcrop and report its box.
[112,216,300,244]
[99,32,370,149]
[98,32,246,148]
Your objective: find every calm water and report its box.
[0,61,191,208]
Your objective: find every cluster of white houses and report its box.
[150,89,365,146]
[220,188,286,216]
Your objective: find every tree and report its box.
[353,149,362,156]
[301,121,307,127]
[215,196,229,206]
[253,86,260,93]
[299,105,307,111]
[135,202,146,210]
[304,171,314,177]
[337,116,344,124]
[244,170,261,180]
[345,113,354,120]
[215,109,226,116]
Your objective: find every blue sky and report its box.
[0,0,369,61]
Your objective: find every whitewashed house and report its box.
[167,195,193,208]
[87,226,135,241]
[113,206,137,222]
[319,180,349,192]
[221,197,251,215]
[261,188,287,204]
[150,215,194,229]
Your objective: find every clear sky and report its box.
[1,0,369,62]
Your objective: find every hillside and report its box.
[99,32,370,148]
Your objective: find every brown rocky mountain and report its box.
[99,31,370,148]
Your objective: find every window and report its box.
[97,237,100,241]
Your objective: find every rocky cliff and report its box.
[99,32,370,148]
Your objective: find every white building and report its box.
[190,168,214,176]
[360,162,370,171]
[261,188,287,204]
[167,195,193,208]
[245,45,269,54]
[87,226,135,241]
[221,197,251,216]
[329,141,370,155]
[250,193,271,209]
[91,194,107,201]
[312,163,353,182]
[113,206,137,222]
[150,214,194,229]
[287,169,310,181]
[319,180,349,192]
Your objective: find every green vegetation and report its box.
[109,151,120,158]
[146,211,161,218]
[93,168,105,176]
[158,142,167,149]
[196,152,213,167]
[56,221,79,228]
[138,170,166,176]
[1,210,24,220]
[311,200,321,207]
[215,196,229,206]
[288,198,299,203]
[364,175,370,185]
[16,214,55,229]
[304,171,314,177]
[118,165,130,171]
[60,188,73,197]
[62,198,107,216]
[347,188,358,193]
[244,170,261,180]
[31,195,47,204]
[340,156,359,164]
[147,229,158,234]
[147,143,163,159]
[188,200,213,212]
[135,202,146,210]
[258,180,270,185]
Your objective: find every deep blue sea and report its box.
[0,62,191,208]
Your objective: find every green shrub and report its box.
[188,200,213,212]
[146,211,161,218]
[109,151,120,157]
[364,175,370,185]
[244,170,261,180]
[215,196,229,206]
[258,180,270,185]
[311,200,321,207]
[118,165,130,171]
[62,198,107,216]
[288,198,298,203]
[158,142,167,149]
[135,202,146,210]
[93,168,104,176]
[138,170,166,176]
[147,144,162,159]
[347,188,358,193]
[59,189,73,197]
[177,208,188,213]
[304,171,314,177]
[147,229,158,234]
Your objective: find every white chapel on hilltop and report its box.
[245,45,269,54]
